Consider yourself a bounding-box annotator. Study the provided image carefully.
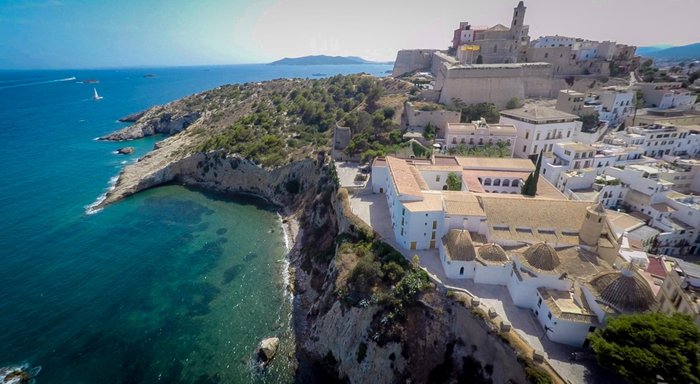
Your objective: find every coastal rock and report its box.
[117,146,135,155]
[117,109,148,123]
[258,337,280,363]
[100,110,202,141]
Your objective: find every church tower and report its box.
[579,202,606,247]
[511,1,526,32]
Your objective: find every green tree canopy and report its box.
[446,172,462,191]
[506,97,522,109]
[589,313,700,384]
[457,102,499,124]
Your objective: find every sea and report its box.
[0,63,392,383]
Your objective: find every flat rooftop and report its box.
[455,157,535,171]
[500,106,580,123]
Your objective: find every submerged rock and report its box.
[258,337,280,365]
[0,364,41,384]
[117,147,135,155]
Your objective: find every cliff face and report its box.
[290,190,529,384]
[101,108,202,141]
[97,75,530,383]
[99,147,321,210]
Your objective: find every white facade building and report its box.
[499,106,582,159]
[637,82,698,110]
[445,119,517,153]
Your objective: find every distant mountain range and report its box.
[269,55,392,66]
[637,43,700,59]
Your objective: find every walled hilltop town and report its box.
[333,1,700,381]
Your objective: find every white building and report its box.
[656,257,700,326]
[627,125,694,158]
[499,106,582,159]
[541,141,646,189]
[636,82,698,110]
[591,88,634,127]
[445,119,517,153]
[370,154,661,347]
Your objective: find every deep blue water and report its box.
[0,63,392,383]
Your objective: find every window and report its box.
[523,145,527,153]
[536,133,540,140]
[537,297,542,307]
[548,312,552,320]
[432,220,437,229]
[525,132,529,139]
[402,208,405,216]
[436,175,440,182]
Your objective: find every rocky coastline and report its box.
[95,77,547,383]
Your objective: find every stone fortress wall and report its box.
[437,60,553,108]
[392,49,437,77]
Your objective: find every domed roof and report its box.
[442,229,476,262]
[477,243,509,264]
[589,269,655,313]
[522,242,560,271]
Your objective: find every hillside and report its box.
[270,55,390,65]
[91,74,553,383]
[638,43,700,59]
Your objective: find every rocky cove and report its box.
[96,76,545,383]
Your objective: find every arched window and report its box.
[459,267,464,275]
[484,178,492,186]
[494,45,498,53]
[502,179,510,187]
[479,138,484,145]
[452,138,457,144]
[469,138,474,145]
[461,138,466,144]
[493,179,501,186]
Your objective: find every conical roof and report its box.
[442,229,476,262]
[522,242,560,271]
[588,270,655,313]
[477,243,509,264]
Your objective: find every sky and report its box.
[1,0,699,69]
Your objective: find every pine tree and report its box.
[521,150,543,196]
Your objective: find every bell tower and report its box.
[580,203,606,247]
[512,1,526,31]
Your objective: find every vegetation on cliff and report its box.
[194,75,404,167]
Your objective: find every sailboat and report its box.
[93,88,103,100]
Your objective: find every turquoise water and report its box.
[0,63,391,383]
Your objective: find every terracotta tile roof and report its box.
[409,166,430,190]
[403,193,443,212]
[415,164,463,172]
[442,229,477,262]
[645,256,668,279]
[464,170,531,180]
[480,197,592,242]
[586,269,655,313]
[386,156,422,197]
[456,157,535,171]
[433,156,460,166]
[463,174,486,193]
[443,192,485,216]
[650,203,677,213]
